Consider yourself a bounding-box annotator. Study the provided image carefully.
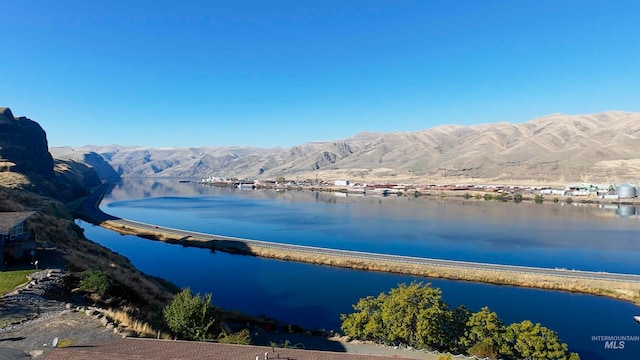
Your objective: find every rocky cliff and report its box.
[0,107,101,201]
[0,107,54,180]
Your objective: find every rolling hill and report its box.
[51,111,640,185]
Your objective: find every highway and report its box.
[78,183,640,284]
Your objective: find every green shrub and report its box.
[534,195,543,204]
[163,288,217,340]
[484,193,493,201]
[513,194,523,203]
[79,269,112,296]
[218,328,251,344]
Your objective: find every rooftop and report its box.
[43,338,423,360]
[0,211,35,234]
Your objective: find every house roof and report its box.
[43,338,423,360]
[0,211,36,234]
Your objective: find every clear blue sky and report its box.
[2,0,639,148]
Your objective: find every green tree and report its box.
[502,320,579,360]
[513,194,523,203]
[163,288,218,341]
[534,195,544,204]
[461,307,505,359]
[484,193,493,201]
[441,304,471,353]
[341,282,456,351]
[340,295,385,343]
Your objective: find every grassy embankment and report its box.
[99,220,640,307]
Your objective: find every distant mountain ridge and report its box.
[51,111,640,185]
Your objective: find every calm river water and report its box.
[78,179,640,359]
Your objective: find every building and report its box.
[0,211,36,268]
[334,180,350,186]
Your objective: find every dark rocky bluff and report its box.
[0,107,101,201]
[0,107,54,179]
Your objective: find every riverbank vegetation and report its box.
[340,282,580,360]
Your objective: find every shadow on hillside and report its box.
[3,248,66,271]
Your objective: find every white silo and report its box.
[615,183,636,198]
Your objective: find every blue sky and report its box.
[2,0,639,148]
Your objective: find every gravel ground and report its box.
[1,267,444,359]
[0,310,121,354]
[0,268,121,358]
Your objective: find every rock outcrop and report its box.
[0,107,55,180]
[0,107,101,201]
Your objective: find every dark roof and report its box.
[0,211,36,234]
[43,338,420,360]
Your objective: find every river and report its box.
[78,179,640,359]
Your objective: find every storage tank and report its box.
[615,183,636,198]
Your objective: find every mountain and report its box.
[0,107,101,200]
[0,107,54,180]
[52,111,640,185]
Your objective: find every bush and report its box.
[218,328,251,344]
[463,193,472,199]
[513,194,523,203]
[163,288,218,340]
[534,195,544,204]
[79,269,112,296]
[484,193,493,201]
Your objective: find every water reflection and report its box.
[101,179,640,274]
[598,204,640,218]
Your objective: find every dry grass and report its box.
[104,308,171,339]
